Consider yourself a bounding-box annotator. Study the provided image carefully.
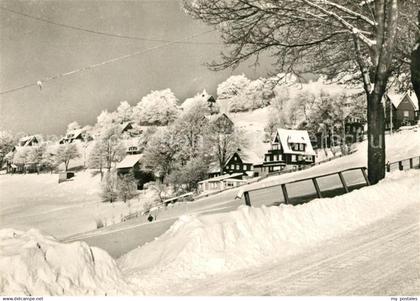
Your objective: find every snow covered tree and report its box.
[133,89,179,126]
[95,110,117,134]
[0,130,16,169]
[217,74,251,101]
[26,144,46,174]
[175,100,211,160]
[183,0,419,184]
[167,157,209,192]
[55,143,80,172]
[116,101,133,123]
[12,147,30,172]
[143,126,182,180]
[101,171,118,203]
[88,141,106,179]
[117,173,136,202]
[208,120,247,172]
[66,121,81,133]
[91,124,125,173]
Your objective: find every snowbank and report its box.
[2,170,419,295]
[120,170,420,282]
[0,229,135,295]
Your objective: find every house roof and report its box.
[121,122,133,132]
[386,91,419,111]
[116,154,143,169]
[66,129,84,139]
[198,172,244,184]
[274,128,316,156]
[19,135,42,146]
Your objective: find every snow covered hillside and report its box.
[3,169,417,295]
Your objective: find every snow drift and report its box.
[0,229,134,295]
[1,170,419,295]
[120,170,420,281]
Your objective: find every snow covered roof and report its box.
[198,173,244,183]
[66,129,84,139]
[120,122,133,132]
[386,91,419,111]
[116,154,143,169]
[18,135,42,146]
[229,149,264,165]
[274,128,316,156]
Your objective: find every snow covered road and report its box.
[177,202,420,295]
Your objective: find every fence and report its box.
[243,155,420,208]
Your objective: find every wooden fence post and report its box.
[399,161,403,171]
[312,178,322,198]
[338,171,349,193]
[409,158,413,169]
[361,167,370,186]
[281,184,289,204]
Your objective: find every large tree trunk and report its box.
[367,93,386,184]
[411,11,420,105]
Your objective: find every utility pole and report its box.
[390,98,393,135]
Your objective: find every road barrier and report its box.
[243,155,420,207]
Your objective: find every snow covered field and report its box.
[1,169,419,295]
[0,171,144,238]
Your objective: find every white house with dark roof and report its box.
[258,128,316,174]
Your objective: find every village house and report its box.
[116,154,154,190]
[257,128,316,175]
[207,151,254,178]
[344,114,365,143]
[18,135,42,147]
[59,129,91,144]
[207,113,234,133]
[385,91,419,130]
[198,172,246,193]
[123,137,142,155]
[120,121,142,137]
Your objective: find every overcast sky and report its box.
[0,0,273,135]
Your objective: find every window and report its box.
[236,164,240,170]
[307,156,313,162]
[403,110,409,117]
[298,155,303,161]
[291,155,296,162]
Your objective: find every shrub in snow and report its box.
[117,173,137,203]
[101,172,118,203]
[0,229,134,295]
